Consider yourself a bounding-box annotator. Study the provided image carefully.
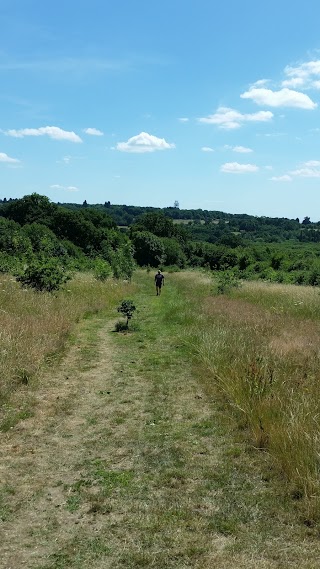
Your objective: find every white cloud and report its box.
[272,160,320,180]
[241,87,317,110]
[50,184,79,191]
[289,161,320,178]
[281,77,305,89]
[0,152,20,163]
[220,162,259,173]
[270,175,292,182]
[233,145,253,153]
[283,60,320,90]
[178,117,189,122]
[252,79,271,87]
[83,127,104,136]
[303,160,320,167]
[116,132,175,153]
[5,126,82,143]
[224,145,253,153]
[199,106,273,129]
[201,146,214,152]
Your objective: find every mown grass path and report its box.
[1,272,320,568]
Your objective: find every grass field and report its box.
[2,270,320,567]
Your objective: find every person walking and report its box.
[155,270,165,296]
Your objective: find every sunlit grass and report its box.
[0,273,136,425]
[173,272,320,519]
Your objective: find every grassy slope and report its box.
[1,271,320,567]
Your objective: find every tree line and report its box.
[1,194,320,289]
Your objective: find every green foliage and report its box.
[4,193,320,290]
[93,259,112,281]
[114,320,129,332]
[16,259,71,292]
[110,242,136,280]
[3,193,56,226]
[22,223,62,255]
[0,252,23,274]
[131,231,165,267]
[0,217,32,255]
[161,237,186,268]
[117,299,136,328]
[214,271,241,295]
[0,194,136,283]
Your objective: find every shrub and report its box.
[213,271,241,295]
[94,259,112,281]
[116,299,136,329]
[16,258,71,292]
[114,320,129,332]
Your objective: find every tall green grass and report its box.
[173,273,320,519]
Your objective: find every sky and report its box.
[1,1,320,220]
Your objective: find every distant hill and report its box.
[56,201,319,244]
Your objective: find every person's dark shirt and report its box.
[155,273,164,286]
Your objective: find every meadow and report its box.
[3,270,320,567]
[174,273,320,520]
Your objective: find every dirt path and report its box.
[0,314,147,568]
[1,276,320,568]
[1,309,226,569]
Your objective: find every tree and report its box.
[174,200,180,208]
[131,231,165,267]
[161,237,186,267]
[131,212,175,238]
[16,258,71,292]
[4,193,56,226]
[117,300,136,329]
[302,216,311,225]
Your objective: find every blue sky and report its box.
[2,1,320,220]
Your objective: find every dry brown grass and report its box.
[175,272,320,519]
[0,273,136,426]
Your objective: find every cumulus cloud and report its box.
[271,160,320,181]
[0,152,20,163]
[178,117,189,122]
[199,106,273,129]
[289,160,320,178]
[220,162,259,173]
[240,87,317,109]
[283,60,320,89]
[50,184,79,191]
[201,146,214,152]
[116,132,175,153]
[83,127,104,136]
[5,126,82,143]
[270,175,292,182]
